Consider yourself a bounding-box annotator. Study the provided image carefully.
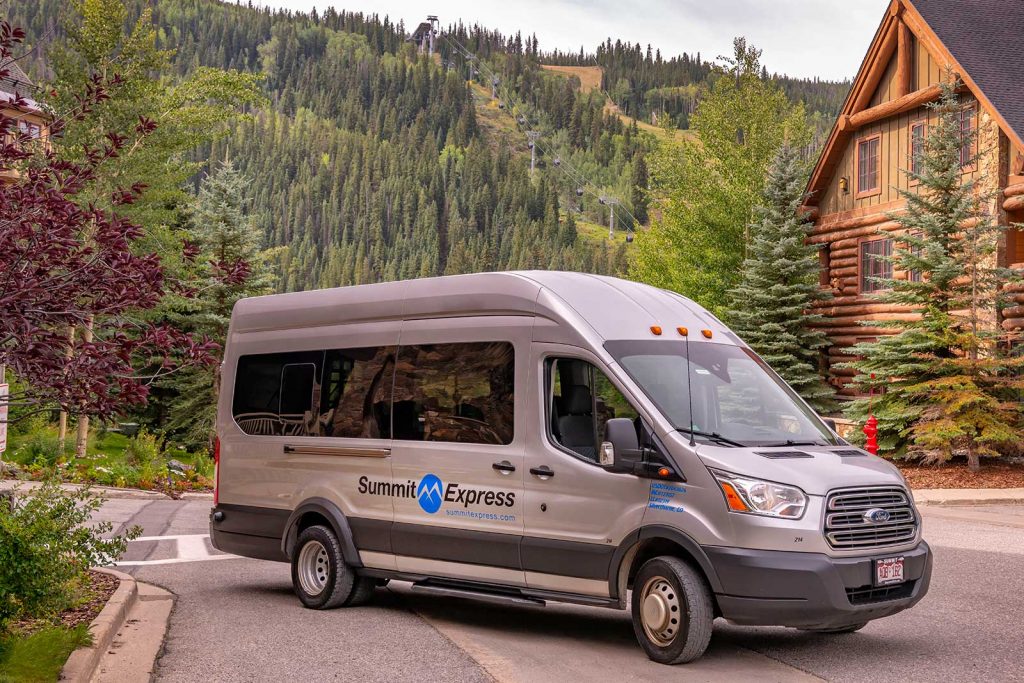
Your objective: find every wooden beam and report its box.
[1004,194,1024,212]
[848,84,941,129]
[850,18,900,115]
[896,20,913,97]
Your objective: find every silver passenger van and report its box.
[211,271,931,664]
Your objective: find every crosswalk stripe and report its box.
[116,533,242,566]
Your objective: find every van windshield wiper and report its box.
[760,439,829,447]
[677,428,747,448]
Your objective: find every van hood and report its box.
[689,442,906,496]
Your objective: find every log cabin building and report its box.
[0,58,49,183]
[803,0,1024,398]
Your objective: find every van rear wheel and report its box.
[631,556,714,664]
[291,525,373,609]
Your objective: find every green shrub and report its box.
[123,430,162,468]
[10,433,63,469]
[0,481,140,633]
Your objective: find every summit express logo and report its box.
[358,473,516,519]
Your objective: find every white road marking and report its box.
[116,533,242,566]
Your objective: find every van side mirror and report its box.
[601,418,641,471]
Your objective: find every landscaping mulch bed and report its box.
[60,571,119,630]
[11,570,119,635]
[896,458,1024,489]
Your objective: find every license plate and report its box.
[874,556,905,586]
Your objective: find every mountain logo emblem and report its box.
[417,474,444,514]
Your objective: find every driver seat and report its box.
[557,385,596,460]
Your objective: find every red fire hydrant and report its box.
[863,415,879,455]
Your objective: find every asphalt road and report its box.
[95,499,1024,682]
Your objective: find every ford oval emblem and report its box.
[863,508,891,524]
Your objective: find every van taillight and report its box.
[213,436,221,506]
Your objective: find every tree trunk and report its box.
[57,325,76,451]
[967,444,980,473]
[75,316,94,458]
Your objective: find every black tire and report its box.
[291,525,357,609]
[802,622,867,634]
[631,556,714,665]
[344,573,377,606]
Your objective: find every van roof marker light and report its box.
[701,329,713,339]
[650,325,662,336]
[677,326,688,336]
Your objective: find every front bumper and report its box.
[705,540,932,630]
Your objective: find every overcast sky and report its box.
[260,0,890,81]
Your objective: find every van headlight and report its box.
[710,469,807,519]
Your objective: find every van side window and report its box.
[320,347,395,439]
[392,342,515,445]
[233,351,324,436]
[547,358,639,462]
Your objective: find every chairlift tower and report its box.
[601,197,620,240]
[427,15,439,55]
[526,131,541,175]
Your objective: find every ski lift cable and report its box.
[440,32,637,230]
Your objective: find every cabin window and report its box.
[392,342,515,445]
[960,104,977,168]
[546,358,639,464]
[860,238,893,293]
[907,234,924,283]
[856,134,881,197]
[17,120,41,140]
[910,121,926,177]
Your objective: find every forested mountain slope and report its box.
[11,1,847,292]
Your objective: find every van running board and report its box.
[411,581,546,607]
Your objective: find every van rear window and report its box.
[232,347,394,438]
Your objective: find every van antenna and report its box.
[683,328,695,447]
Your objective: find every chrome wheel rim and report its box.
[297,540,330,596]
[639,576,681,646]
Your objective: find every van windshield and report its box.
[605,340,840,448]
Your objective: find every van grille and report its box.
[824,487,917,550]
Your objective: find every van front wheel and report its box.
[631,556,714,664]
[291,525,373,609]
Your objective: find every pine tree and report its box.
[842,81,1024,470]
[725,143,835,412]
[160,162,277,449]
[631,151,649,225]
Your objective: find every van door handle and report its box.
[529,465,554,478]
[492,460,516,474]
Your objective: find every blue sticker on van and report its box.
[648,481,686,513]
[417,474,444,514]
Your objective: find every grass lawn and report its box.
[0,625,90,683]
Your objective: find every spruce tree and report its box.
[726,143,835,412]
[159,162,277,449]
[842,81,1024,469]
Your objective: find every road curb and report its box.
[913,488,1024,506]
[61,568,138,683]
[0,479,171,500]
